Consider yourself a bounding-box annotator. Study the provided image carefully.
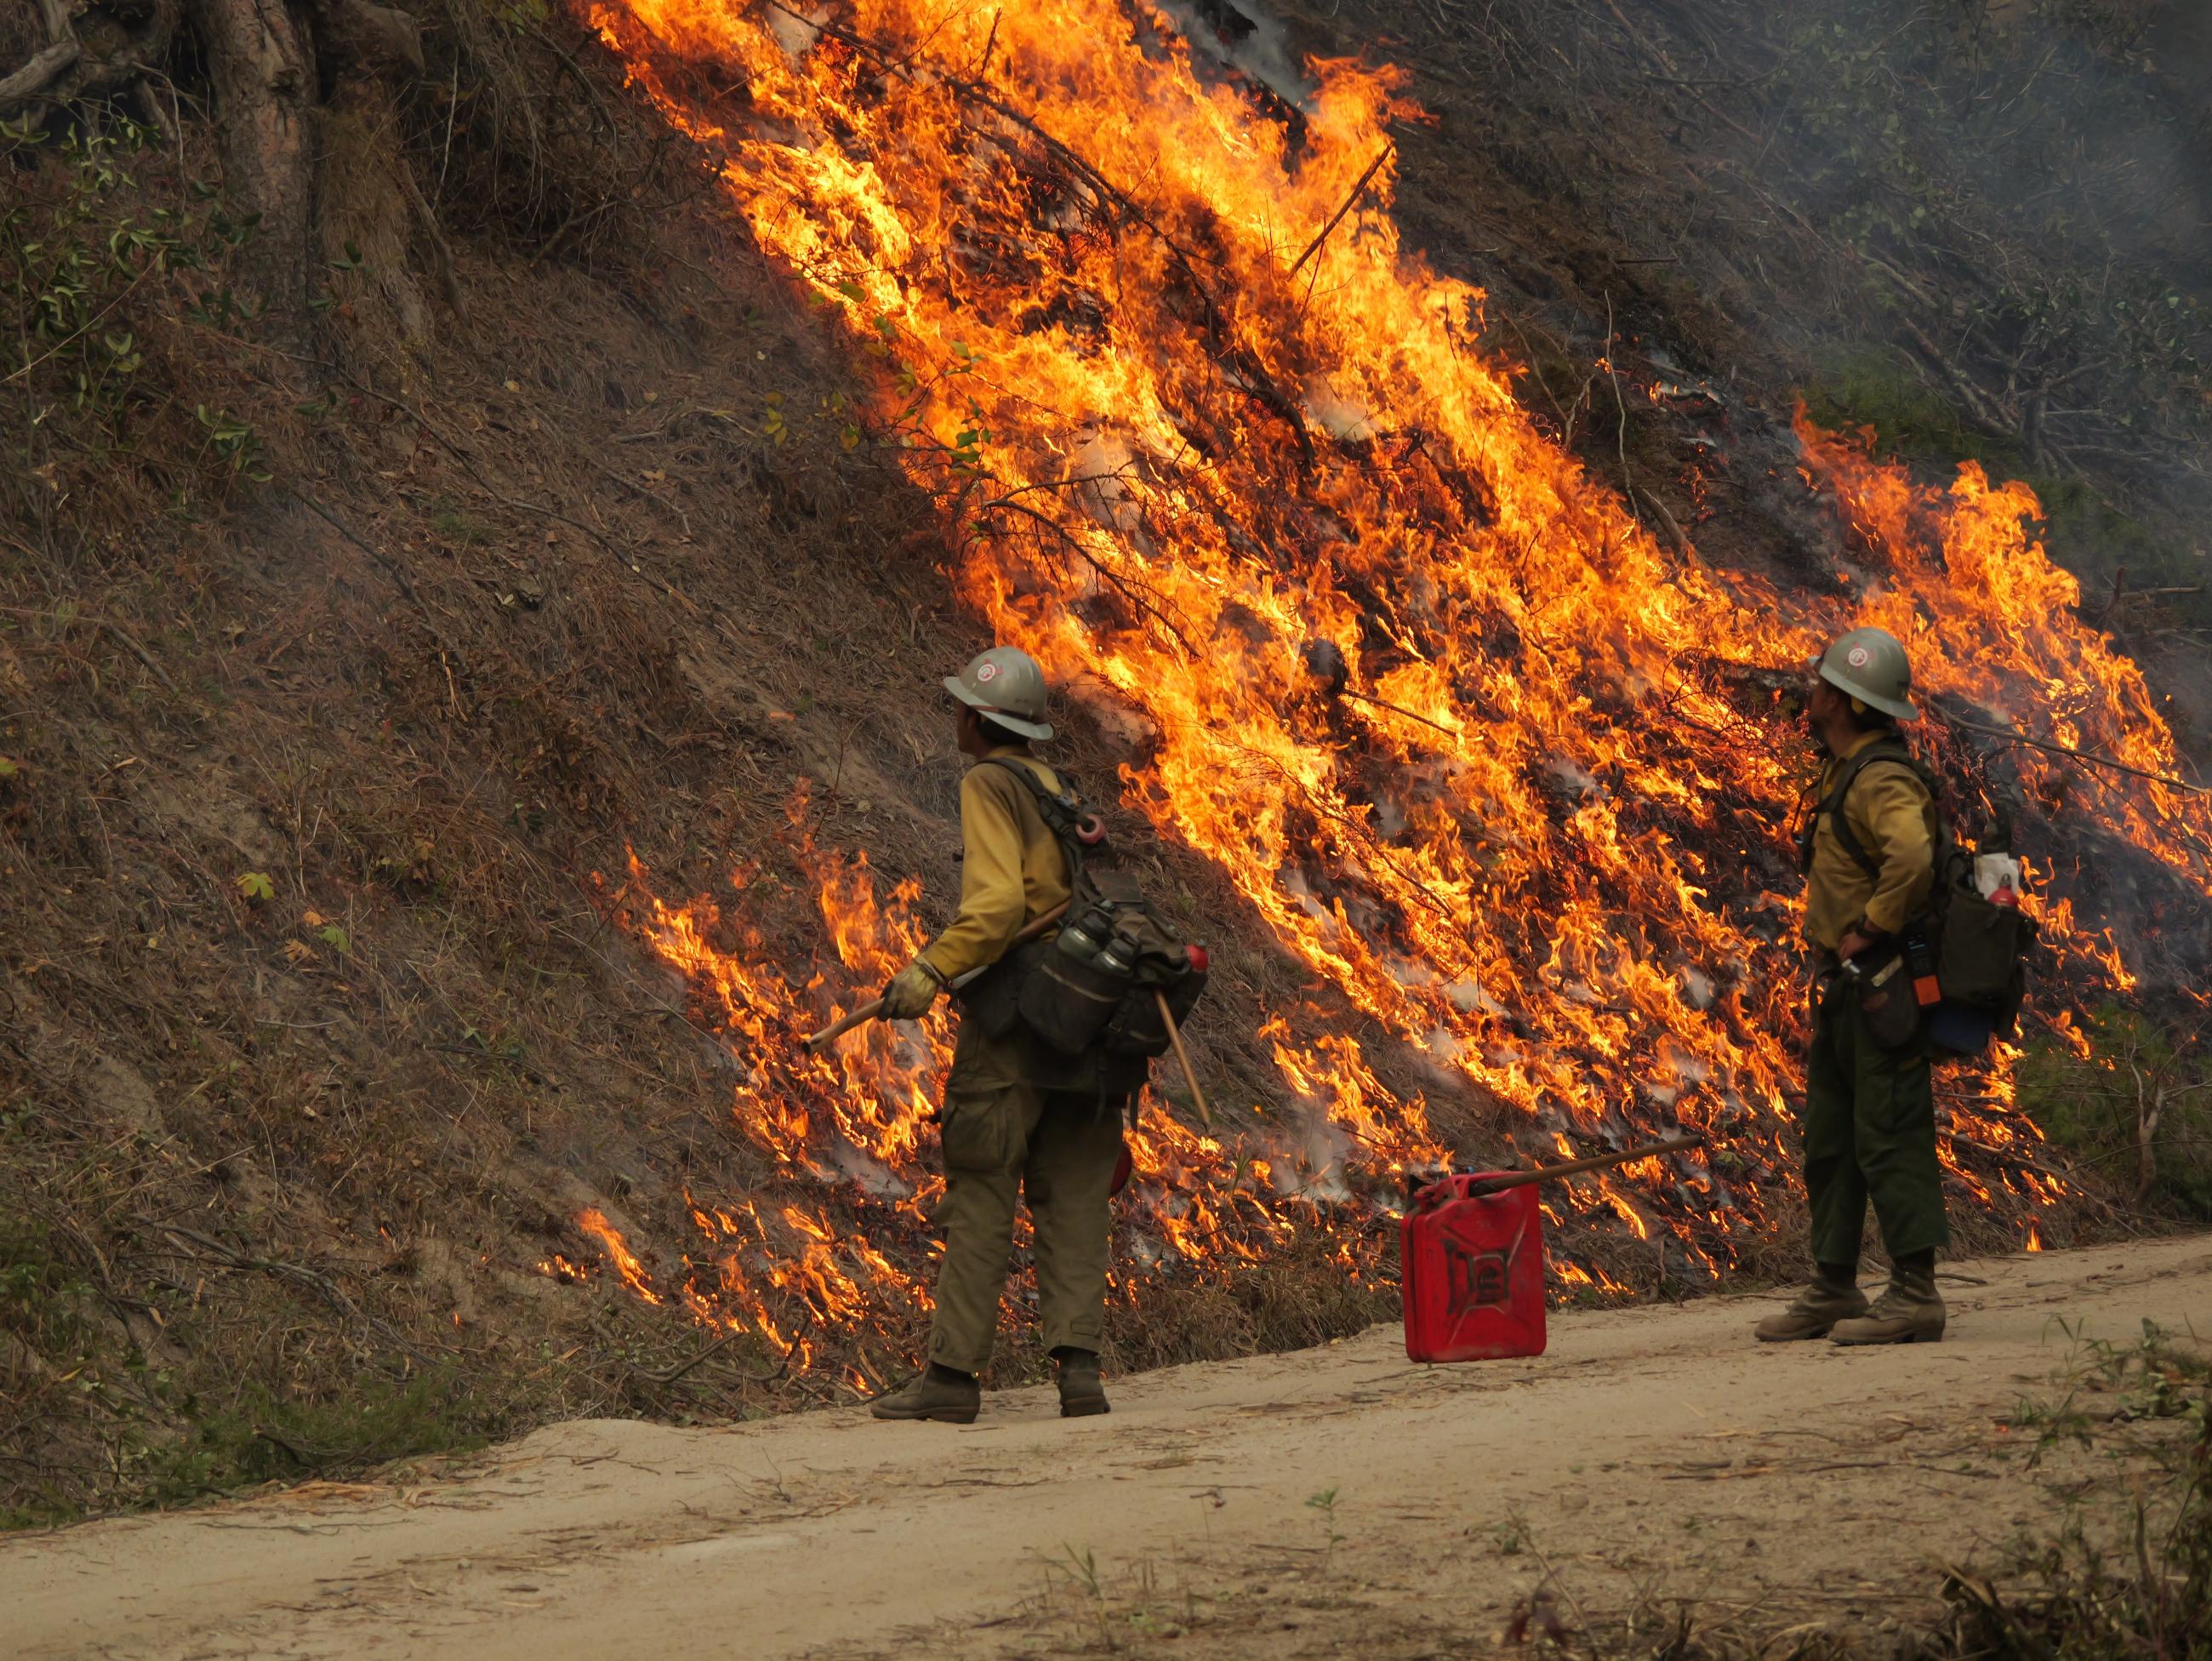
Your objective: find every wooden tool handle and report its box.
[802,900,1071,1053]
[1467,1133,1706,1195]
[1154,990,1212,1129]
[805,997,885,1053]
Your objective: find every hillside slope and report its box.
[3,0,2208,1521]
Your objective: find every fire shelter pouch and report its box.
[956,949,1030,1041]
[1856,953,1924,1050]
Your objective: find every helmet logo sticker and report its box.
[975,661,1000,683]
[1846,646,1869,668]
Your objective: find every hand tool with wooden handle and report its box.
[1430,1133,1707,1201]
[1152,990,1212,1129]
[804,901,1070,1053]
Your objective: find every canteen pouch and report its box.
[1018,932,1132,1055]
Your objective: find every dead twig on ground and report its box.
[628,1331,794,1387]
[1939,1132,2090,1194]
[0,604,179,693]
[132,1219,430,1362]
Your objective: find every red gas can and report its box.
[1400,1173,1548,1361]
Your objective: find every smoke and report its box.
[1151,0,1317,112]
[1258,0,2209,574]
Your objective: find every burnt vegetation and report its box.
[0,0,2206,1601]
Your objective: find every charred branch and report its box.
[968,496,1199,659]
[1289,144,1394,277]
[1948,716,2212,799]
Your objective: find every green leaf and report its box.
[237,871,275,901]
[835,279,864,302]
[318,924,351,953]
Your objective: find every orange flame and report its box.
[578,1208,662,1304]
[550,0,2207,1362]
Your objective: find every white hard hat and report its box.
[944,646,1053,741]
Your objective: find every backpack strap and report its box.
[1808,739,1932,883]
[976,755,1088,883]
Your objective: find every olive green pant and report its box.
[1804,976,1950,1268]
[926,1023,1126,1375]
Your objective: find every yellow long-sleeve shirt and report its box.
[1803,731,1938,952]
[917,748,1074,983]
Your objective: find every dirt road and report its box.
[9,1235,2208,1659]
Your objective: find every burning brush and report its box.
[556,0,2211,1372]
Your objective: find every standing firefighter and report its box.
[1759,626,1951,1346]
[869,647,1130,1424]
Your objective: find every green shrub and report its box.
[2017,1007,2212,1222]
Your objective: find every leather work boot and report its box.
[869,1364,981,1424]
[1829,1270,1947,1344]
[1055,1350,1109,1418]
[1753,1275,1869,1342]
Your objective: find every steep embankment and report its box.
[3,0,2208,1523]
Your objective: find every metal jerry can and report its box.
[1400,1173,1548,1361]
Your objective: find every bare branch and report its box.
[970,496,1198,659]
[0,40,80,113]
[1289,144,1394,277]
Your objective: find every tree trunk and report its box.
[196,0,319,348]
[6,0,430,348]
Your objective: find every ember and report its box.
[562,0,2209,1372]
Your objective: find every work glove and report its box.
[879,961,945,1021]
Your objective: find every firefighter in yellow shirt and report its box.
[869,648,1126,1424]
[1757,626,1949,1346]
